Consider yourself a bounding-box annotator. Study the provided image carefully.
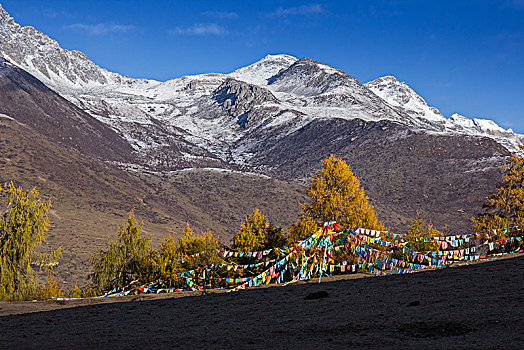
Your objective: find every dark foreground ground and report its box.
[1,255,523,349]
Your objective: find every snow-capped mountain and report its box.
[229,54,298,86]
[365,75,446,123]
[0,4,156,91]
[364,75,522,152]
[1,2,521,171]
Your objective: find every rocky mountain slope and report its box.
[0,112,306,284]
[0,57,134,162]
[0,1,521,271]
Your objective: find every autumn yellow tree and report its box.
[154,223,223,287]
[0,182,61,300]
[171,223,222,270]
[473,146,524,237]
[300,154,384,231]
[232,209,285,252]
[287,213,319,244]
[403,214,439,252]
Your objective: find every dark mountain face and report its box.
[0,57,134,162]
[245,118,508,233]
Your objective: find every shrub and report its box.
[33,276,64,300]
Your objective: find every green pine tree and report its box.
[89,210,152,291]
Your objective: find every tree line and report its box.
[1,152,524,300]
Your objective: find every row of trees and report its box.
[2,152,524,299]
[89,217,226,292]
[77,155,389,293]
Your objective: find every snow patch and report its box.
[0,113,14,120]
[229,54,297,86]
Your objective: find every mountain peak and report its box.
[0,4,14,25]
[291,57,347,76]
[367,75,411,89]
[381,75,398,81]
[0,5,158,91]
[266,56,364,98]
[228,53,297,86]
[450,113,508,134]
[0,5,111,89]
[366,75,445,123]
[0,4,8,17]
[260,53,297,62]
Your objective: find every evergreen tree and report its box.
[89,210,152,291]
[473,146,524,237]
[0,182,61,300]
[301,154,384,231]
[232,209,285,251]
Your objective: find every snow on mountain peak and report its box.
[1,4,522,159]
[0,6,157,92]
[449,113,507,134]
[445,113,524,153]
[229,54,297,86]
[260,54,297,63]
[365,75,445,123]
[266,57,358,97]
[0,4,9,19]
[370,75,400,84]
[292,57,346,76]
[365,76,524,151]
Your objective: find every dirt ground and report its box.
[0,255,523,349]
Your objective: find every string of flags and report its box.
[52,222,523,301]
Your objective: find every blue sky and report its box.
[2,0,524,131]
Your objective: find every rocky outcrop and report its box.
[268,57,352,95]
[212,78,278,127]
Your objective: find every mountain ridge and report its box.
[0,2,519,152]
